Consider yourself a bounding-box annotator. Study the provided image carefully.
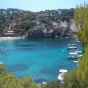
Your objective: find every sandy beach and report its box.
[0,36,25,40]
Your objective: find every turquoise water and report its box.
[0,38,82,83]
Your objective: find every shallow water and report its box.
[0,38,82,83]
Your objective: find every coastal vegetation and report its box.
[0,8,74,37]
[0,64,39,88]
[74,5,88,44]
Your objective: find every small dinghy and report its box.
[68,44,77,49]
[58,69,68,83]
[73,61,78,63]
[0,62,3,64]
[68,54,82,59]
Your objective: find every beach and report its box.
[0,36,25,40]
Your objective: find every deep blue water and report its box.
[0,38,82,83]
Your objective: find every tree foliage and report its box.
[43,81,64,88]
[74,5,88,43]
[0,64,38,88]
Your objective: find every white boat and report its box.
[0,62,3,64]
[76,51,82,54]
[72,44,76,46]
[76,39,81,42]
[69,52,78,55]
[68,46,77,49]
[68,54,82,59]
[68,44,77,49]
[58,69,68,83]
[68,56,78,59]
[59,69,68,73]
[58,73,64,81]
[68,44,71,46]
[69,49,82,55]
[78,55,82,57]
[73,61,78,63]
[77,40,80,42]
[42,82,47,85]
[68,43,76,46]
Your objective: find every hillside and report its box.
[0,8,77,38]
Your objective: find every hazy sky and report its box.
[0,0,88,12]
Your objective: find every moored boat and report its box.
[73,61,78,63]
[68,46,77,49]
[68,54,82,59]
[58,69,68,83]
[0,62,3,64]
[68,44,77,49]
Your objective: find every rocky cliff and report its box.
[27,20,80,38]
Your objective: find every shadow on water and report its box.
[7,64,29,72]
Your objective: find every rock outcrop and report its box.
[27,20,80,38]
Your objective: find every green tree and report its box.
[0,64,38,88]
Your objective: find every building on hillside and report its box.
[58,10,62,16]
[3,28,15,36]
[11,21,17,27]
[37,13,49,17]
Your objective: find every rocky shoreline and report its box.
[26,20,80,38]
[0,20,80,40]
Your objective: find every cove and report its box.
[0,38,82,83]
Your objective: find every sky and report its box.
[0,0,88,12]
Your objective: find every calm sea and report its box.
[0,38,82,83]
